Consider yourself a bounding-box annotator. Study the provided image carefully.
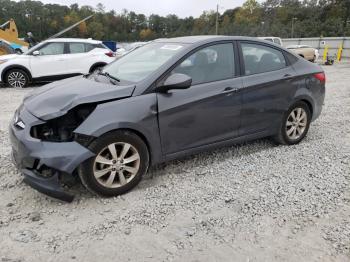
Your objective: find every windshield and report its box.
[103,42,186,83]
[24,42,45,55]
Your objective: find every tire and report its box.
[5,69,29,88]
[15,48,23,54]
[89,64,106,73]
[78,130,149,197]
[0,42,14,55]
[273,101,311,145]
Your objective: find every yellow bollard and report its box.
[323,45,329,63]
[336,43,343,62]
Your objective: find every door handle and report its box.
[283,74,294,80]
[222,87,239,94]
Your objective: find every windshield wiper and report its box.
[97,71,120,84]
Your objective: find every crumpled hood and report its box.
[23,76,135,120]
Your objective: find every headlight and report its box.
[0,60,8,64]
[13,110,19,124]
[13,108,25,129]
[30,104,96,142]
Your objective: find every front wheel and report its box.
[79,130,149,197]
[6,69,29,88]
[273,101,311,145]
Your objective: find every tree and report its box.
[0,0,347,42]
[78,21,87,37]
[139,28,155,40]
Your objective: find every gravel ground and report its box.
[0,64,349,262]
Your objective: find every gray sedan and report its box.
[10,36,326,201]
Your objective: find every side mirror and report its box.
[156,73,192,93]
[32,50,40,56]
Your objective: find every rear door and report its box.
[64,42,91,74]
[157,42,243,155]
[238,41,297,135]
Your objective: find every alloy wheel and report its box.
[8,71,26,88]
[93,142,140,188]
[285,107,308,140]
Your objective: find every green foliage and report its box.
[0,0,348,42]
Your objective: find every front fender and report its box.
[1,64,32,82]
[74,93,163,165]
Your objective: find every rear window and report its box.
[85,43,109,52]
[69,43,86,54]
[285,52,299,64]
[241,43,287,75]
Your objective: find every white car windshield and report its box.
[24,42,45,55]
[103,42,186,83]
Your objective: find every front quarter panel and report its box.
[74,94,163,165]
[0,56,32,82]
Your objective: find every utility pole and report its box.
[261,21,265,36]
[291,17,297,38]
[216,4,219,35]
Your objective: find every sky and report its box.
[37,0,249,18]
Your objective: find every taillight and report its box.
[313,72,326,83]
[105,51,116,57]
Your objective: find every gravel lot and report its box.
[0,64,349,262]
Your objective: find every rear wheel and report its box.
[0,42,14,56]
[79,130,149,197]
[5,69,29,88]
[273,101,311,145]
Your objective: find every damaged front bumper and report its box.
[22,169,75,202]
[9,106,95,202]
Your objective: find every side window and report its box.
[38,43,65,55]
[172,43,234,85]
[85,43,95,52]
[69,43,86,54]
[241,43,286,75]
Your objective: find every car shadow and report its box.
[65,137,278,202]
[145,137,276,180]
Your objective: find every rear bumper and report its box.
[9,106,95,202]
[312,84,325,121]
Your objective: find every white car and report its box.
[0,38,115,88]
[258,37,283,46]
[115,42,148,58]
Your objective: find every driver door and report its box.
[29,42,68,78]
[157,42,243,156]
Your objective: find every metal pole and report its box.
[216,4,219,35]
[261,21,265,36]
[48,15,94,39]
[291,17,297,38]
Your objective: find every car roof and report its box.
[287,45,311,48]
[45,38,102,44]
[154,35,263,44]
[258,37,281,39]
